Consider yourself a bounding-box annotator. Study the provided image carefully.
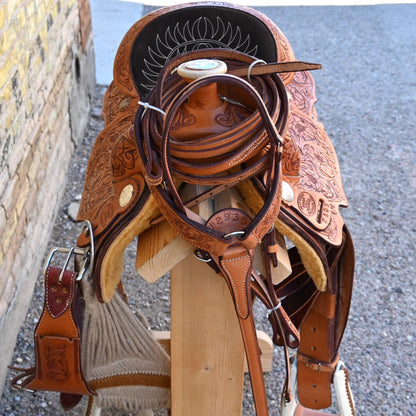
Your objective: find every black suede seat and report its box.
[129,3,280,96]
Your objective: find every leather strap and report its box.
[229,61,322,78]
[135,48,330,415]
[296,228,354,409]
[135,50,289,416]
[11,267,94,397]
[137,69,287,256]
[206,209,269,416]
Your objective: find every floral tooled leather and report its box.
[282,108,347,245]
[77,117,143,238]
[280,67,347,245]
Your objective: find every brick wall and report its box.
[0,0,95,391]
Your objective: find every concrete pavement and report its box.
[90,0,144,85]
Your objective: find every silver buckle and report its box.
[194,249,212,263]
[43,221,94,282]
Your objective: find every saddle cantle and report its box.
[11,2,355,416]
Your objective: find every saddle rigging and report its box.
[10,3,356,416]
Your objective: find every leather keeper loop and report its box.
[297,352,339,374]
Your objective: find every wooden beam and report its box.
[170,254,246,416]
[153,330,273,372]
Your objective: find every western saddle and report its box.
[11,3,356,416]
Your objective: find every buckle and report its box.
[298,352,340,374]
[194,249,212,263]
[43,221,94,282]
[305,359,322,373]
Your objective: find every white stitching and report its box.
[45,268,75,319]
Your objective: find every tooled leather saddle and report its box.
[11,2,356,416]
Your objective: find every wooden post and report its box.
[170,254,246,416]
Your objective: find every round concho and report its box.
[297,191,316,217]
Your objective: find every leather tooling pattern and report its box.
[215,102,251,127]
[286,70,318,117]
[102,82,136,125]
[45,342,71,383]
[111,126,140,178]
[77,116,138,234]
[171,106,197,130]
[298,191,317,217]
[284,109,347,243]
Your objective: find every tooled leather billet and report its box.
[10,233,96,409]
[11,2,356,416]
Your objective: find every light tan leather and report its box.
[207,209,268,416]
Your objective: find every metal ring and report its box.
[42,221,95,282]
[77,220,95,281]
[247,59,266,84]
[266,299,282,317]
[223,231,246,239]
[194,250,212,263]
